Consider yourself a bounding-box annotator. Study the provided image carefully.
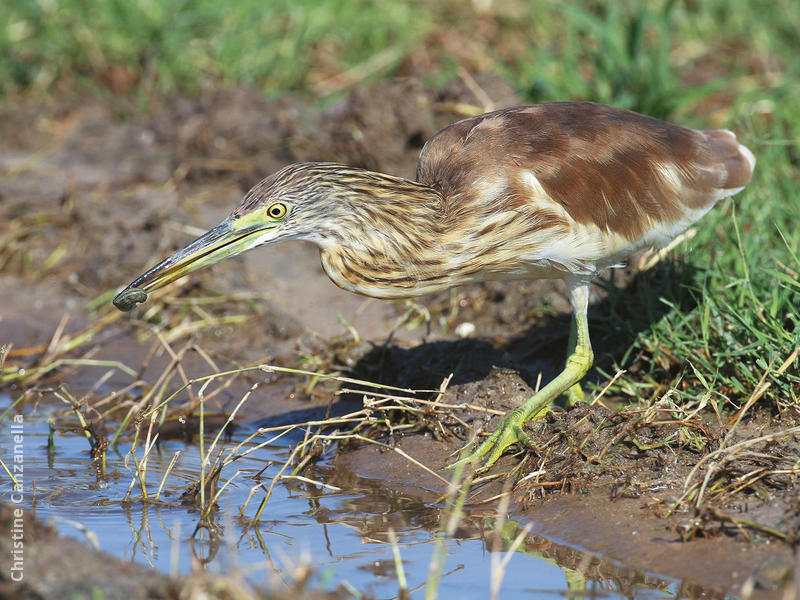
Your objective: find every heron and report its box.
[113,102,755,468]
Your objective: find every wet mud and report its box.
[2,78,799,597]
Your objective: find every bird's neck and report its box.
[314,168,454,298]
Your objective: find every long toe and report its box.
[448,410,534,470]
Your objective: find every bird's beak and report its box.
[113,218,276,311]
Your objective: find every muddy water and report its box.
[0,391,693,598]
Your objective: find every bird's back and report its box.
[416,102,754,274]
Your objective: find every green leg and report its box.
[449,277,594,469]
[564,316,586,407]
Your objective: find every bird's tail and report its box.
[703,129,756,193]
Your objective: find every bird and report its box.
[113,101,755,468]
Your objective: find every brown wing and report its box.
[416,102,754,241]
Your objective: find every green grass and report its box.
[612,104,800,411]
[0,0,431,97]
[2,0,798,411]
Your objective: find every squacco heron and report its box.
[114,102,755,468]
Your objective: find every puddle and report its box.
[0,393,689,598]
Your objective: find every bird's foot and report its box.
[448,405,543,471]
[448,306,594,471]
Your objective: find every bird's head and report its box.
[112,163,345,311]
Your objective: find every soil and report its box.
[2,78,799,598]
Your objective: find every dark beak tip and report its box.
[113,288,149,312]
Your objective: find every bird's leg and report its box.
[564,315,586,406]
[449,276,594,470]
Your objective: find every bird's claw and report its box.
[447,407,537,471]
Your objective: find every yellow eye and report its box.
[267,202,288,219]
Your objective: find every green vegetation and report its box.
[0,0,431,97]
[1,0,796,111]
[607,104,800,413]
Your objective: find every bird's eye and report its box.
[267,202,289,219]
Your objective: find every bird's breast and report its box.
[316,226,573,300]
